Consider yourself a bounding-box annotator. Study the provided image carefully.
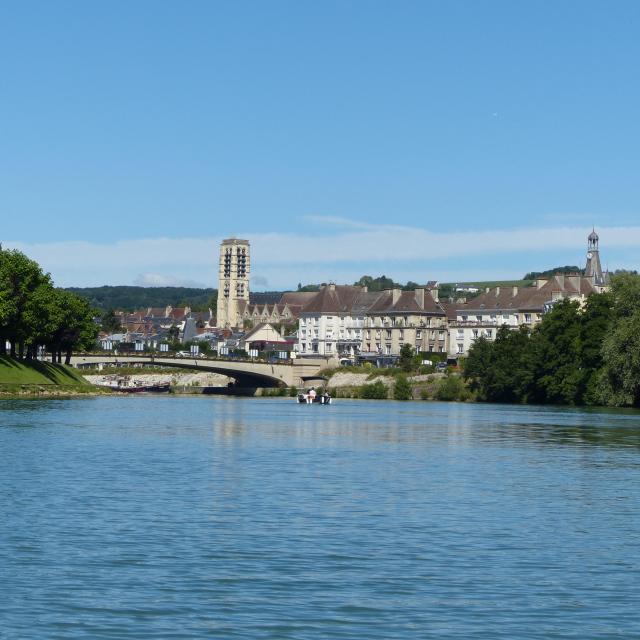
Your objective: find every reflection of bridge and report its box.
[69,354,334,388]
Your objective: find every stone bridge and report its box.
[69,354,335,388]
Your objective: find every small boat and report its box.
[297,392,332,405]
[101,376,171,393]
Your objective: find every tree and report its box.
[393,374,412,400]
[398,344,415,372]
[597,274,640,407]
[47,290,99,363]
[0,249,50,358]
[101,309,122,334]
[577,292,613,404]
[528,299,582,405]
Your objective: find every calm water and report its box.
[1,397,640,639]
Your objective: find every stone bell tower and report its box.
[216,238,250,329]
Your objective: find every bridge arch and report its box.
[70,355,291,388]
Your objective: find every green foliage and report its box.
[523,266,583,280]
[463,288,629,407]
[393,374,412,400]
[65,286,218,312]
[597,274,640,407]
[398,344,415,372]
[1,249,98,362]
[434,374,469,401]
[100,309,123,333]
[354,275,401,291]
[360,380,388,399]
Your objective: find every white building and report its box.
[297,284,378,356]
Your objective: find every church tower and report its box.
[216,238,250,328]
[584,228,607,288]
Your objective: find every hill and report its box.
[0,356,95,394]
[65,286,217,311]
[439,279,534,299]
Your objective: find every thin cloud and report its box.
[5,221,639,288]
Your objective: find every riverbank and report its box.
[320,368,472,401]
[0,355,106,397]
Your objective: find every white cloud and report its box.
[5,219,640,288]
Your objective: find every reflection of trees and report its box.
[506,413,640,451]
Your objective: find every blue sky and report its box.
[2,1,639,288]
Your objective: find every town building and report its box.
[448,230,611,357]
[362,288,448,355]
[297,284,379,356]
[216,238,250,329]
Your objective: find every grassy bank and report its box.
[0,356,103,396]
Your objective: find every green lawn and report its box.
[0,356,90,387]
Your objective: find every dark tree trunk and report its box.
[10,342,16,358]
[18,342,25,360]
[65,348,72,365]
[0,335,6,355]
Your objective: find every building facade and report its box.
[216,238,250,329]
[362,288,448,355]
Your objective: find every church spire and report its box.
[585,228,604,287]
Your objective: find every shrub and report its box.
[393,374,412,400]
[360,380,388,399]
[434,375,469,401]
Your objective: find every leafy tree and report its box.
[577,292,614,403]
[523,266,583,280]
[398,344,415,372]
[528,299,582,404]
[465,326,534,403]
[597,274,640,407]
[101,309,123,334]
[393,374,412,400]
[0,249,50,357]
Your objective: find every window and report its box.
[399,330,404,340]
[416,330,422,339]
[472,329,478,338]
[476,315,482,322]
[385,344,391,355]
[385,330,391,339]
[457,343,464,354]
[525,314,532,323]
[326,343,333,352]
[487,329,493,338]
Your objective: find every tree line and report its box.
[0,249,98,363]
[464,273,640,407]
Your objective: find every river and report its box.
[1,397,639,638]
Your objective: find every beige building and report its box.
[362,288,448,355]
[216,238,250,329]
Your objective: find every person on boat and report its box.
[308,387,317,403]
